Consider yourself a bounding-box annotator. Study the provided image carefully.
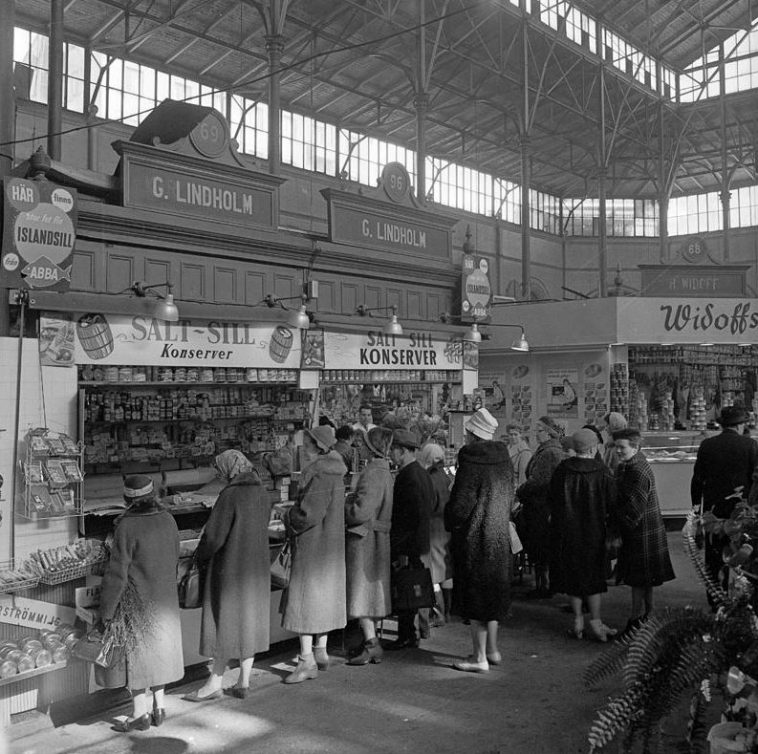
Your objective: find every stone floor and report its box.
[9,529,709,754]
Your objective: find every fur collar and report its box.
[302,449,348,480]
[457,440,509,465]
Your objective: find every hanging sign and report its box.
[73,313,301,368]
[460,254,492,322]
[0,595,77,630]
[1,177,77,290]
[323,329,469,371]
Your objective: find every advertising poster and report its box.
[478,368,508,424]
[509,362,534,430]
[546,367,579,418]
[582,361,609,426]
[39,315,76,367]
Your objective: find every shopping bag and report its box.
[270,540,292,590]
[391,565,435,611]
[177,555,203,609]
[72,627,123,668]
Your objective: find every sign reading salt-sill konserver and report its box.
[74,313,301,369]
[1,177,77,290]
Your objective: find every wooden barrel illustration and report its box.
[269,326,294,363]
[76,313,114,360]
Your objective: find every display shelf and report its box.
[84,411,287,425]
[39,558,107,585]
[0,660,68,689]
[0,559,40,593]
[77,381,298,387]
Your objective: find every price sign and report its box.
[381,162,411,203]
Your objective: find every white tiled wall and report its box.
[0,338,79,564]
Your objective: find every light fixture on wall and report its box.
[124,281,180,322]
[263,293,311,330]
[440,313,530,352]
[356,304,403,336]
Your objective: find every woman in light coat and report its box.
[184,450,271,701]
[281,425,347,683]
[505,424,533,489]
[99,475,184,731]
[345,426,394,666]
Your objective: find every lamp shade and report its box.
[383,313,403,336]
[463,323,482,343]
[154,293,179,322]
[510,329,529,352]
[287,304,311,330]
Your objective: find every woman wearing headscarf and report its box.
[418,442,453,625]
[183,450,271,701]
[516,416,568,598]
[505,424,533,489]
[99,475,184,731]
[280,425,347,683]
[345,426,394,666]
[446,408,513,673]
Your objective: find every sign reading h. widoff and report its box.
[1,177,77,290]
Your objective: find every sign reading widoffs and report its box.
[1,177,77,290]
[74,314,301,368]
[324,329,470,370]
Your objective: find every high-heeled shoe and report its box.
[347,638,384,666]
[284,654,318,684]
[486,651,502,665]
[151,707,165,727]
[588,619,617,643]
[113,714,151,732]
[313,646,330,671]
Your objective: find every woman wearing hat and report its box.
[446,408,513,673]
[516,416,568,598]
[345,426,395,666]
[280,425,348,683]
[99,475,184,731]
[183,450,271,702]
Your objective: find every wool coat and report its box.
[427,461,452,584]
[99,501,184,690]
[390,459,434,566]
[615,451,675,588]
[548,456,616,597]
[345,457,394,619]
[445,440,513,622]
[516,438,567,566]
[691,429,758,515]
[509,443,533,489]
[281,450,347,634]
[195,471,272,660]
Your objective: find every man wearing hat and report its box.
[691,405,758,601]
[387,428,435,649]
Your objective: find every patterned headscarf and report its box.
[215,449,254,481]
[537,415,565,440]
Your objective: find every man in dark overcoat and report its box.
[691,405,758,603]
[388,428,434,649]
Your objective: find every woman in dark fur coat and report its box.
[445,408,513,674]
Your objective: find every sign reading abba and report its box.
[73,313,301,368]
[618,298,758,342]
[324,329,470,370]
[1,177,77,290]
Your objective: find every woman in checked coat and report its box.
[344,426,395,666]
[184,450,272,702]
[613,428,675,631]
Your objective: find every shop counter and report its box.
[647,458,695,518]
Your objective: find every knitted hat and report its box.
[123,474,154,502]
[719,406,750,427]
[604,412,628,432]
[572,428,600,454]
[392,428,419,450]
[464,408,498,440]
[537,416,565,439]
[365,426,394,458]
[305,425,337,453]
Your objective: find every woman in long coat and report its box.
[613,428,675,629]
[281,425,347,683]
[345,426,394,666]
[549,429,617,641]
[99,475,184,731]
[446,408,513,674]
[183,450,271,701]
[516,416,567,597]
[418,442,453,624]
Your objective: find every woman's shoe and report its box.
[452,656,489,674]
[347,638,384,666]
[182,689,223,702]
[565,627,584,639]
[284,654,318,684]
[486,651,502,665]
[151,707,165,727]
[113,714,151,732]
[228,687,248,699]
[588,619,618,643]
[313,646,330,671]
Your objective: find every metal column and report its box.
[47,0,64,160]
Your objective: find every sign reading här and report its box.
[1,177,77,290]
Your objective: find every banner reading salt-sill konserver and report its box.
[73,313,301,368]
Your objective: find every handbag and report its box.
[509,521,523,555]
[178,553,203,609]
[72,626,123,669]
[391,564,435,611]
[270,539,292,590]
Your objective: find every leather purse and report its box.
[390,565,435,611]
[178,553,203,609]
[72,626,123,668]
[270,540,292,590]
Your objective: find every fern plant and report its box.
[585,511,758,753]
